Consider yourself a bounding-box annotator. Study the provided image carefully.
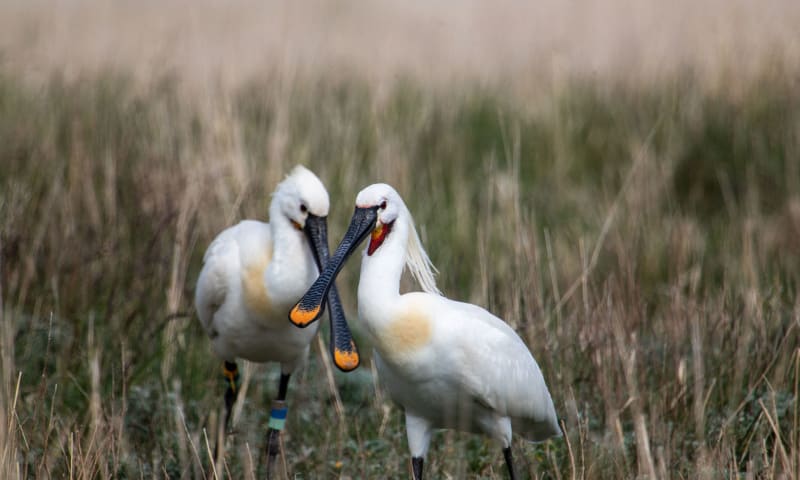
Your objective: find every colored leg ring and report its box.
[268,400,288,431]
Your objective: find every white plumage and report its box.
[195,219,319,367]
[195,166,327,369]
[370,294,562,449]
[290,183,560,479]
[195,166,353,468]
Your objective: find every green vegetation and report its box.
[1,67,798,478]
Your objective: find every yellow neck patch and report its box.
[383,307,432,356]
[242,254,272,315]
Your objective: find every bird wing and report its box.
[194,224,241,336]
[443,298,561,441]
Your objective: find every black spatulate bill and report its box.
[291,207,378,370]
[302,214,363,371]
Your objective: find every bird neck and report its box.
[266,212,315,308]
[358,218,408,323]
[269,210,303,254]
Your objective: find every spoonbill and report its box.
[194,166,359,467]
[290,183,561,479]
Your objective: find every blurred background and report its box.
[1,0,799,478]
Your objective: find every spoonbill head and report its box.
[290,183,561,479]
[194,165,358,468]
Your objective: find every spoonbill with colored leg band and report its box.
[195,166,359,474]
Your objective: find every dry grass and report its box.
[1,2,800,478]
[1,0,800,93]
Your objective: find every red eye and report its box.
[300,204,308,213]
[380,201,387,210]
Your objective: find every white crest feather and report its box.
[404,211,441,296]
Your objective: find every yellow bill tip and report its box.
[290,304,321,327]
[334,348,360,371]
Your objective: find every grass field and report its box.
[1,2,800,479]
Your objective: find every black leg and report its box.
[222,361,240,430]
[503,446,516,480]
[277,372,290,401]
[411,457,424,480]
[215,361,240,462]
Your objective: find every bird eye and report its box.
[300,204,308,213]
[380,200,387,210]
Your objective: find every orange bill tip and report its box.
[290,304,321,327]
[334,348,360,372]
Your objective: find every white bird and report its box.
[290,183,561,480]
[194,166,359,467]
